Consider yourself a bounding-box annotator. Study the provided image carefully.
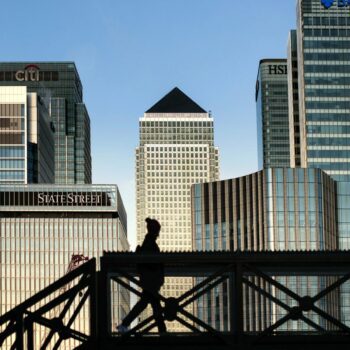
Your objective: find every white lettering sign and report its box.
[37,193,102,205]
[15,64,40,82]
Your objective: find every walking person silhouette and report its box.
[117,218,166,334]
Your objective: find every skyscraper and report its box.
[0,62,91,184]
[136,87,219,331]
[293,0,350,252]
[295,0,350,180]
[0,86,55,184]
[256,59,290,169]
[292,0,350,326]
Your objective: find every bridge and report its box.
[1,251,350,349]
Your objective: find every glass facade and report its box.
[191,168,338,331]
[256,60,290,169]
[0,184,129,348]
[297,0,350,182]
[0,86,55,184]
[295,0,350,257]
[0,62,91,184]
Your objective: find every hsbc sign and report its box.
[321,0,350,8]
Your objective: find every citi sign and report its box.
[15,64,40,82]
[321,0,350,9]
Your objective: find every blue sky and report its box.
[1,0,296,246]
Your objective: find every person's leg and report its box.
[149,292,166,333]
[122,292,149,327]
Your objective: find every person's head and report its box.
[145,217,161,239]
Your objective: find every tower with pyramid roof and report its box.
[135,87,219,331]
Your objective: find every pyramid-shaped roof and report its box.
[146,87,206,113]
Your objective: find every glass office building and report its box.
[136,87,219,331]
[0,86,55,184]
[191,168,338,331]
[295,0,350,180]
[294,0,350,252]
[0,62,91,184]
[0,184,129,348]
[256,59,290,168]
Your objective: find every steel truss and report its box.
[0,258,96,349]
[1,251,350,349]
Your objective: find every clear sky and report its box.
[1,0,297,247]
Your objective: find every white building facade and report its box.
[136,87,219,331]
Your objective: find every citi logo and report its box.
[15,64,40,82]
[321,0,350,8]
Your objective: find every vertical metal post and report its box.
[89,262,97,343]
[97,261,109,344]
[27,320,34,350]
[230,263,243,344]
[15,314,24,350]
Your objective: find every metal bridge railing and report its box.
[2,251,350,349]
[97,251,350,349]
[0,258,96,350]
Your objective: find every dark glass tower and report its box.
[256,59,290,169]
[0,62,91,184]
[296,0,350,181]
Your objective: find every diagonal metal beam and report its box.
[34,277,91,317]
[253,314,292,344]
[243,277,326,332]
[174,315,202,333]
[25,312,88,343]
[119,315,155,337]
[138,321,157,335]
[0,320,16,346]
[112,276,142,298]
[312,272,350,303]
[245,264,301,301]
[177,264,233,303]
[40,275,89,349]
[0,259,96,326]
[52,288,91,350]
[178,308,233,346]
[113,268,167,302]
[311,304,350,333]
[180,276,228,308]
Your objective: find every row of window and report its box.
[0,159,24,169]
[305,52,350,61]
[306,101,350,109]
[0,170,24,180]
[141,121,212,127]
[307,113,350,121]
[305,65,350,73]
[309,161,350,170]
[308,150,350,158]
[0,146,25,157]
[146,172,208,178]
[304,29,350,37]
[304,40,350,49]
[303,16,350,26]
[306,88,350,98]
[307,125,350,133]
[308,137,350,146]
[146,155,209,160]
[0,104,24,117]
